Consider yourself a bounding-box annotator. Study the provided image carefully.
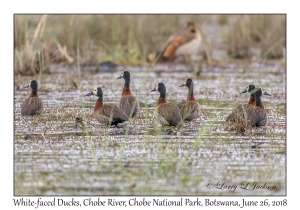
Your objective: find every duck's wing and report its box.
[100,104,129,121]
[157,103,182,126]
[21,97,43,116]
[118,96,139,118]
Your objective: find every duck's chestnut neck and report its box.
[157,91,167,105]
[248,94,264,109]
[94,98,103,113]
[122,87,132,96]
[248,95,256,106]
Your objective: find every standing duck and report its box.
[117,70,139,118]
[177,78,201,122]
[85,87,128,127]
[226,85,271,130]
[21,80,43,116]
[150,83,182,127]
[148,21,202,62]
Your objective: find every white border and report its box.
[3,0,297,208]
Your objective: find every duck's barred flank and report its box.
[226,85,272,130]
[150,83,183,127]
[85,87,128,127]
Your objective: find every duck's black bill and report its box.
[240,90,247,94]
[24,85,30,88]
[85,92,93,96]
[150,88,156,92]
[116,76,122,79]
[179,84,185,87]
[264,91,272,96]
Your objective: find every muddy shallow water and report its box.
[14,59,286,196]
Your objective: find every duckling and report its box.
[117,70,139,118]
[85,87,128,127]
[150,83,182,127]
[226,85,271,130]
[21,80,43,116]
[148,21,202,62]
[177,78,201,122]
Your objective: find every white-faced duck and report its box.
[117,70,140,118]
[21,80,44,116]
[226,85,271,131]
[85,87,128,127]
[150,83,183,127]
[177,78,201,122]
[148,21,202,62]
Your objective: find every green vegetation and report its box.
[223,15,286,59]
[14,14,286,75]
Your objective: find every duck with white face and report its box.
[85,87,128,127]
[21,80,44,116]
[150,83,182,127]
[226,85,272,131]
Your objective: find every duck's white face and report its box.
[245,86,250,92]
[92,88,98,96]
[155,83,159,91]
[120,71,125,77]
[184,78,188,86]
[260,88,271,96]
[29,80,33,87]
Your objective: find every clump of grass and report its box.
[14,14,286,76]
[14,15,50,75]
[224,15,253,59]
[14,14,209,72]
[224,15,285,59]
[217,14,229,25]
[14,43,48,75]
[249,15,286,59]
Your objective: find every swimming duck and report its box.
[150,83,182,127]
[177,78,201,121]
[21,80,43,116]
[148,21,202,62]
[117,70,139,118]
[226,85,271,130]
[85,87,128,127]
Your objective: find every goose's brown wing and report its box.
[163,30,197,57]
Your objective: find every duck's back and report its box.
[21,97,43,116]
[119,95,139,118]
[178,100,201,121]
[226,104,267,127]
[95,104,128,125]
[157,103,182,126]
